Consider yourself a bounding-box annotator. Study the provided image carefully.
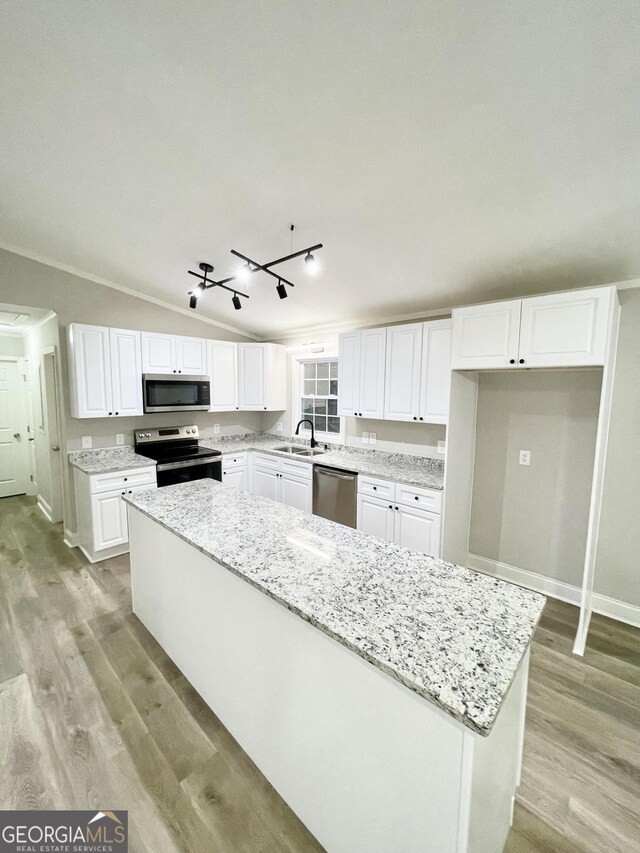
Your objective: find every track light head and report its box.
[276,280,288,299]
[189,294,198,310]
[304,252,318,275]
[238,262,252,283]
[194,281,205,294]
[232,293,242,310]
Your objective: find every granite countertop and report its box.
[123,480,545,735]
[68,446,156,474]
[200,434,445,491]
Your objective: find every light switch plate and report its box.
[369,432,376,445]
[361,432,369,444]
[277,422,283,433]
[213,424,220,434]
[116,433,125,445]
[438,440,446,453]
[81,435,92,449]
[519,450,531,466]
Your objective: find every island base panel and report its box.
[129,507,527,853]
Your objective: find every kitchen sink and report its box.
[274,445,324,456]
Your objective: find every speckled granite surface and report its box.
[69,446,156,474]
[200,434,445,490]
[124,479,544,735]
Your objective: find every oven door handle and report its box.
[156,458,221,472]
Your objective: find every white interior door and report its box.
[41,352,63,523]
[0,359,29,498]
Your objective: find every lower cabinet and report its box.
[221,453,248,491]
[357,476,442,558]
[252,453,312,513]
[74,466,157,563]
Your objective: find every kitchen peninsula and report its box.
[124,480,544,853]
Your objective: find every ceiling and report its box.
[1,1,639,339]
[0,302,53,335]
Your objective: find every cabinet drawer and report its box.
[281,458,313,480]
[395,483,442,514]
[358,475,395,500]
[89,467,156,495]
[222,452,247,470]
[253,452,279,471]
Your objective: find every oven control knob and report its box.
[186,429,191,434]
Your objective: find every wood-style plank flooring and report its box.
[1,495,639,852]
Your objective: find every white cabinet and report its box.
[451,286,615,370]
[420,320,452,424]
[356,475,442,558]
[383,323,423,422]
[141,332,207,375]
[68,324,143,418]
[518,288,613,368]
[110,328,143,417]
[221,452,248,491]
[74,466,157,562]
[237,344,286,411]
[338,328,386,419]
[252,453,312,512]
[208,341,238,411]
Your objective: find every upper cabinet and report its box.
[237,343,286,411]
[208,340,238,411]
[68,324,143,418]
[383,324,423,422]
[338,320,452,424]
[141,332,207,375]
[338,328,386,419]
[451,286,616,370]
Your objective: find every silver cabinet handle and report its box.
[13,432,20,439]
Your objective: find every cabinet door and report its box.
[176,336,208,375]
[356,494,395,542]
[222,467,246,490]
[338,331,361,417]
[91,491,128,551]
[394,504,441,558]
[359,328,386,419]
[68,324,113,418]
[518,287,613,368]
[419,320,452,424]
[253,466,279,501]
[383,324,423,422]
[209,341,238,410]
[141,332,176,374]
[109,328,143,417]
[450,300,521,370]
[238,344,266,410]
[281,473,312,513]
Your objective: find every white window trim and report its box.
[293,353,344,444]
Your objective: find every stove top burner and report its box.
[134,424,220,464]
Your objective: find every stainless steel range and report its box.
[135,425,222,488]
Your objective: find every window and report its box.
[299,358,341,438]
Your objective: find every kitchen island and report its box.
[124,480,544,853]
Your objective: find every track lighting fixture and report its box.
[186,227,323,313]
[304,252,318,274]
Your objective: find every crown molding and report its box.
[0,243,261,341]
[264,307,453,342]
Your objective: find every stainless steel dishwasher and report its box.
[312,465,357,528]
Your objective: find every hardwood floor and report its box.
[1,495,639,852]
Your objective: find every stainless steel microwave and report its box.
[142,374,211,413]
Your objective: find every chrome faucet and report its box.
[294,418,318,448]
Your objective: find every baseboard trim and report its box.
[36,495,53,523]
[467,553,640,629]
[63,528,79,548]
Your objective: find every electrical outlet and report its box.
[361,432,369,444]
[213,423,220,434]
[81,435,92,449]
[519,450,531,466]
[438,440,446,453]
[369,432,376,445]
[277,422,283,433]
[116,433,125,445]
